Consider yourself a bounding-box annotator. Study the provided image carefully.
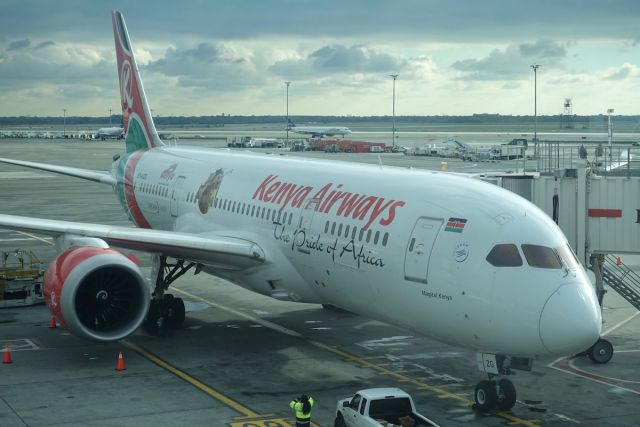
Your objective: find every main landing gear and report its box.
[473,353,530,412]
[142,255,201,335]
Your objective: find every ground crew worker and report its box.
[289,394,314,427]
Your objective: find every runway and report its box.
[0,139,639,426]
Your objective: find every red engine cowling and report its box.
[45,246,150,342]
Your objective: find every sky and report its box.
[1,0,640,117]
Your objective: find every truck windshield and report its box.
[369,397,412,419]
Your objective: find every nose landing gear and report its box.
[586,338,614,364]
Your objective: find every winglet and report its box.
[112,11,163,153]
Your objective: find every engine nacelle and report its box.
[45,246,150,342]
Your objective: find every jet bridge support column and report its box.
[589,253,606,307]
[576,159,588,264]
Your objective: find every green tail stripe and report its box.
[125,119,149,153]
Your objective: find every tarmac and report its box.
[0,138,639,427]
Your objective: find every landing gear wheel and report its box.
[474,380,497,411]
[334,412,346,427]
[166,297,185,328]
[497,378,517,410]
[142,301,161,335]
[588,338,613,364]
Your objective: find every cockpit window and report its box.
[556,244,580,270]
[486,244,523,267]
[521,244,562,269]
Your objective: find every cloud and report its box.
[519,40,566,58]
[7,39,30,51]
[270,44,406,78]
[34,40,55,49]
[145,42,263,90]
[0,42,114,93]
[451,40,567,80]
[602,63,640,80]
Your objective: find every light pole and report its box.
[607,108,614,168]
[530,65,540,143]
[390,74,398,150]
[63,108,66,138]
[607,108,614,147]
[285,81,291,146]
[109,108,112,126]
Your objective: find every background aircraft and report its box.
[95,125,124,140]
[288,119,352,138]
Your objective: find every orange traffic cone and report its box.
[48,316,57,329]
[115,351,126,371]
[3,348,12,364]
[616,256,622,266]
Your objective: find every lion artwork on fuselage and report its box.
[197,168,224,214]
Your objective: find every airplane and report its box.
[287,119,352,138]
[0,10,607,412]
[95,125,124,140]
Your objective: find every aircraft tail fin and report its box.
[112,11,163,153]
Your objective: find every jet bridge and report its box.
[484,143,640,313]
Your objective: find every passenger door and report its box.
[404,217,443,283]
[295,197,320,254]
[170,176,185,217]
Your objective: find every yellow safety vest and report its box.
[289,397,314,420]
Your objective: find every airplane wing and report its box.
[0,214,265,270]
[0,157,115,185]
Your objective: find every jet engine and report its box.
[44,246,150,342]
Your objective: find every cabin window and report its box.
[351,226,357,240]
[232,201,237,212]
[366,229,372,243]
[261,207,266,219]
[288,212,292,226]
[344,225,350,238]
[521,244,562,269]
[374,230,380,245]
[277,211,282,222]
[251,205,256,216]
[271,209,276,221]
[324,221,329,234]
[382,232,389,246]
[359,228,365,241]
[331,222,336,235]
[486,244,523,267]
[337,223,343,236]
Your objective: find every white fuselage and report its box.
[113,146,601,358]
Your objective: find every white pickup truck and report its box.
[334,388,440,427]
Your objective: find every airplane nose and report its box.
[539,283,602,355]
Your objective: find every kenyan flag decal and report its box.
[445,217,467,233]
